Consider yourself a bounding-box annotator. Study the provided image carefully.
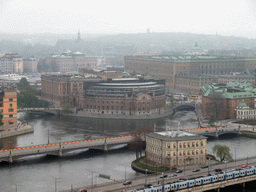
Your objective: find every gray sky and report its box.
[1,0,256,38]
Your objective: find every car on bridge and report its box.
[176,169,183,173]
[123,180,132,185]
[160,174,168,178]
[201,164,209,168]
[192,168,200,172]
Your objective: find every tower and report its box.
[77,30,81,42]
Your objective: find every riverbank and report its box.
[0,121,34,139]
[63,108,174,120]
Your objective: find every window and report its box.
[9,114,13,117]
[8,108,14,112]
[9,98,13,102]
[10,104,12,107]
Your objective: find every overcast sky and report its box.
[1,0,256,38]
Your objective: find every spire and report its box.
[77,30,81,42]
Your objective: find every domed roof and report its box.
[238,101,248,108]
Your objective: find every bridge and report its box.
[17,107,61,115]
[0,135,133,163]
[183,125,256,137]
[173,102,196,113]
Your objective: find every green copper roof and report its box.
[201,81,256,98]
[238,101,248,108]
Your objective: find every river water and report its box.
[0,111,256,192]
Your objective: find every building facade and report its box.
[201,81,256,119]
[124,55,256,91]
[23,58,38,73]
[41,75,167,116]
[0,84,17,130]
[175,74,217,94]
[1,53,23,74]
[146,131,207,167]
[236,101,256,120]
[44,52,98,73]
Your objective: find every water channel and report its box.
[0,111,256,192]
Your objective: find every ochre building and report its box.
[146,131,207,167]
[0,85,17,130]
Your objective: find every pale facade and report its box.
[146,131,207,167]
[23,58,38,73]
[236,101,256,120]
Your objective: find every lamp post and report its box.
[50,176,62,192]
[224,160,227,173]
[145,169,148,187]
[235,147,236,167]
[119,164,127,182]
[86,169,98,192]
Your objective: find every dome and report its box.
[238,101,248,108]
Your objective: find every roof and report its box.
[238,101,248,108]
[147,131,207,141]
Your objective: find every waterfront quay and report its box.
[60,155,256,192]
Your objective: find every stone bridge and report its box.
[17,107,61,115]
[0,135,134,163]
[173,102,196,113]
[183,126,255,137]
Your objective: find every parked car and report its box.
[123,180,132,185]
[192,168,200,172]
[144,183,153,188]
[176,169,183,173]
[201,164,209,168]
[215,168,222,172]
[170,174,177,177]
[160,174,168,178]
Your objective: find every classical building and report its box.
[41,75,167,116]
[81,78,166,116]
[217,72,255,85]
[175,74,217,94]
[124,55,256,91]
[236,101,256,121]
[44,52,98,72]
[79,68,125,79]
[0,84,17,130]
[201,81,256,119]
[1,53,23,73]
[23,58,38,73]
[146,131,207,167]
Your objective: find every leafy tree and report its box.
[62,102,72,113]
[17,78,49,108]
[212,144,233,162]
[129,126,153,159]
[17,77,30,89]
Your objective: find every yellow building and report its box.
[146,131,207,167]
[0,85,17,130]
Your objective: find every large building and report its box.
[146,131,207,167]
[201,81,256,119]
[124,55,256,91]
[44,52,98,72]
[0,53,23,74]
[0,84,17,130]
[41,75,167,116]
[23,58,38,73]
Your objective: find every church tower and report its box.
[77,30,81,42]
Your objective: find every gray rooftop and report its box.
[147,131,207,141]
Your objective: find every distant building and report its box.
[0,84,17,130]
[124,55,256,90]
[0,57,13,74]
[146,131,207,167]
[236,101,256,120]
[1,53,23,73]
[217,72,256,85]
[201,81,256,119]
[44,52,98,73]
[23,58,38,73]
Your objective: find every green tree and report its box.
[62,102,72,113]
[17,77,30,89]
[212,144,233,162]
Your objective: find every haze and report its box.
[1,0,256,38]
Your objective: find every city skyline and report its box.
[1,0,256,39]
